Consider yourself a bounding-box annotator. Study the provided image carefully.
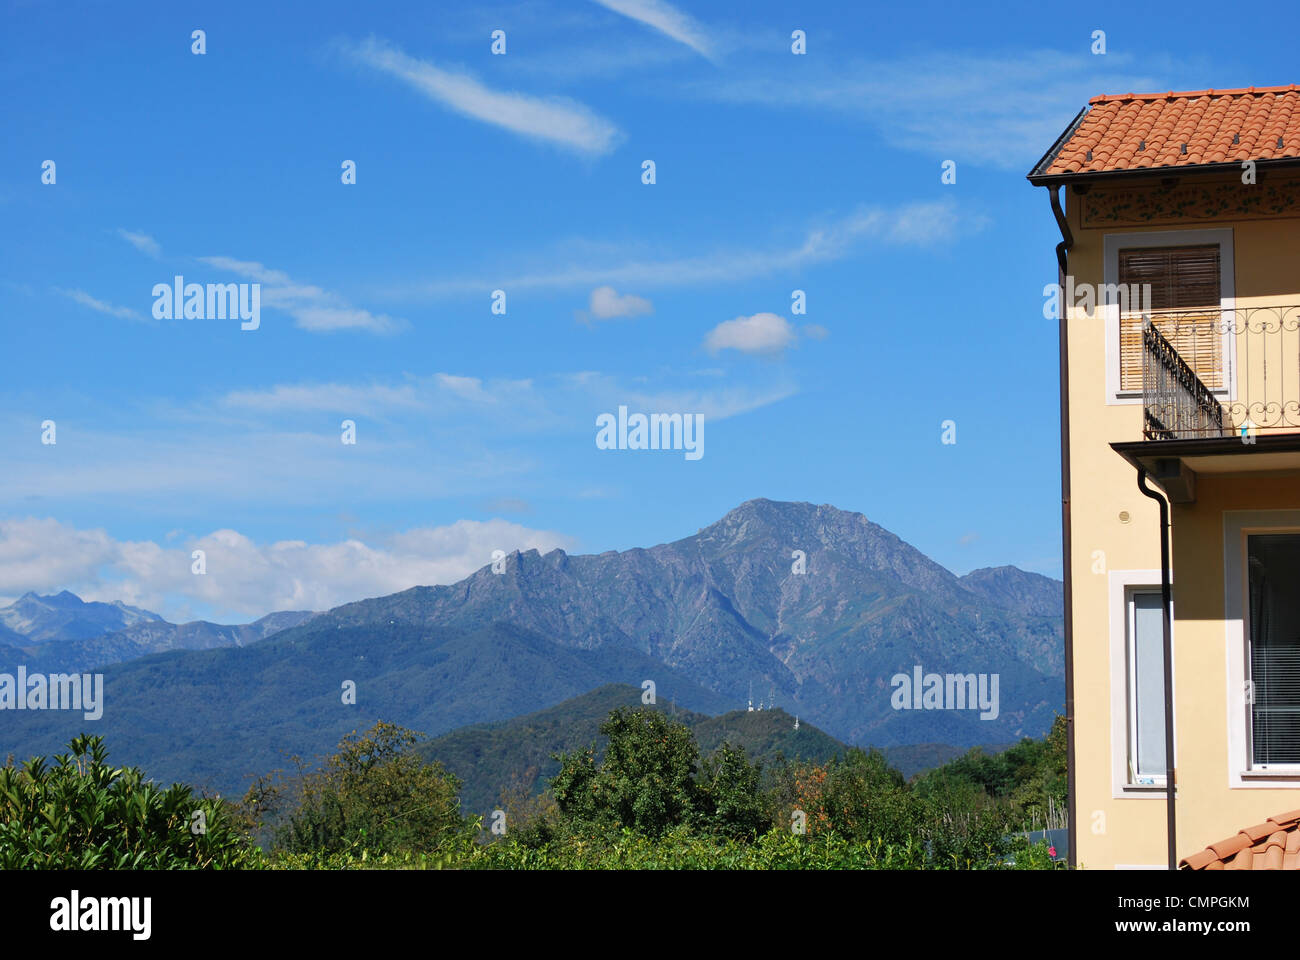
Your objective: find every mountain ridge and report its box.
[229,498,1065,746]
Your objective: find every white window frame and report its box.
[1224,510,1300,787]
[1109,569,1176,797]
[1102,228,1236,404]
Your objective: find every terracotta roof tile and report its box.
[1037,86,1300,177]
[1180,809,1300,870]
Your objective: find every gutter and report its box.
[1045,184,1078,868]
[1136,470,1178,870]
[1028,155,1300,187]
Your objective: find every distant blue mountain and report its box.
[0,590,317,675]
[0,590,163,644]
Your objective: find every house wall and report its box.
[1170,475,1300,857]
[1061,171,1300,869]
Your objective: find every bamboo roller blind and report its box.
[1118,245,1223,392]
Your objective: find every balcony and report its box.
[1113,304,1300,502]
[1141,305,1300,441]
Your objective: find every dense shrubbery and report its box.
[480,708,1066,870]
[0,734,262,869]
[912,713,1068,833]
[0,714,1067,870]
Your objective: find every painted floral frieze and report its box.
[1083,176,1300,227]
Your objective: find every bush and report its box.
[0,734,262,869]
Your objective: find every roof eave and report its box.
[1027,155,1300,187]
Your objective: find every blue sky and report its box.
[3,0,1296,622]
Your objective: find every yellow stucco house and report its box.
[1028,86,1300,869]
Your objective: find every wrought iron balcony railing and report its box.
[1140,305,1300,441]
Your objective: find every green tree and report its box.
[698,742,768,838]
[256,721,468,857]
[551,707,701,837]
[819,748,916,844]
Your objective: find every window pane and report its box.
[1132,592,1166,778]
[1248,534,1300,766]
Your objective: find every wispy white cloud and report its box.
[693,50,1169,169]
[218,368,781,427]
[219,374,535,414]
[590,0,714,59]
[117,229,161,258]
[624,383,797,420]
[342,36,623,156]
[0,516,575,621]
[564,370,796,420]
[196,258,290,286]
[56,288,144,322]
[197,256,404,334]
[221,382,426,415]
[0,358,790,518]
[404,201,974,299]
[0,417,535,513]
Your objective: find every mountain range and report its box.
[0,591,315,675]
[0,590,162,645]
[0,499,1063,798]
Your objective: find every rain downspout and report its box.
[1047,185,1078,868]
[1137,469,1177,870]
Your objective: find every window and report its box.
[1127,590,1167,784]
[1117,245,1223,392]
[1102,228,1234,404]
[1224,512,1300,787]
[1109,570,1174,795]
[1247,534,1300,768]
